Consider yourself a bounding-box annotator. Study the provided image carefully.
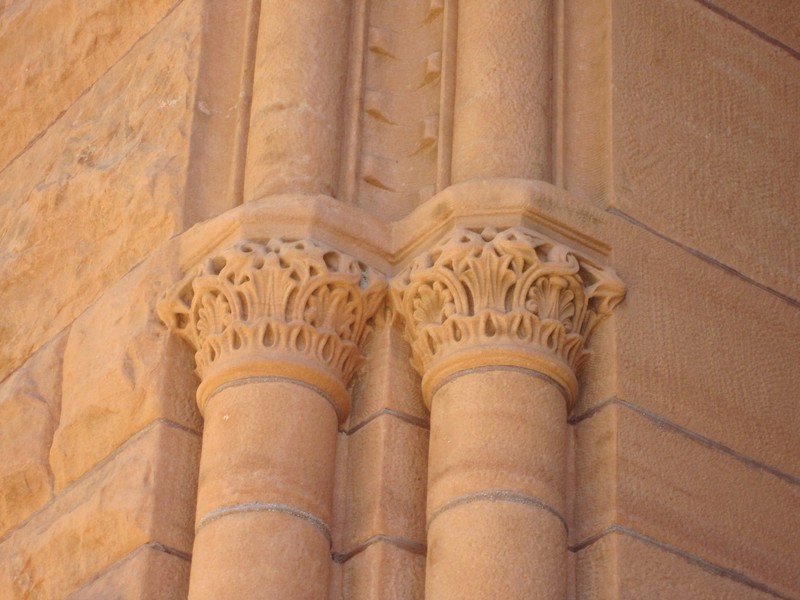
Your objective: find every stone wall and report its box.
[0,0,797,598]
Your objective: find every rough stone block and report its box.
[612,0,800,300]
[66,544,190,600]
[0,0,203,383]
[0,0,181,171]
[51,261,201,490]
[0,332,67,536]
[0,423,199,599]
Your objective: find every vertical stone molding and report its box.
[450,0,554,184]
[158,238,385,600]
[243,1,352,201]
[391,226,625,600]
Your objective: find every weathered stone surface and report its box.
[0,423,199,599]
[573,404,800,599]
[613,0,800,300]
[67,544,190,600]
[605,215,800,479]
[0,0,181,172]
[50,261,201,490]
[0,0,203,383]
[0,332,67,537]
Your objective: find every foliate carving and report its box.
[158,239,385,414]
[391,227,625,405]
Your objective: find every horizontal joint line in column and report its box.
[205,376,339,419]
[196,502,332,545]
[569,525,792,600]
[427,490,568,532]
[332,534,427,563]
[434,365,570,404]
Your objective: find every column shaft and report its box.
[451,0,553,184]
[243,0,352,201]
[188,381,338,599]
[425,369,568,599]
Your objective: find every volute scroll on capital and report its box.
[390,227,626,408]
[157,238,386,420]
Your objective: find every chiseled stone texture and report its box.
[0,422,198,599]
[0,332,67,537]
[50,263,201,490]
[607,215,800,480]
[613,0,800,300]
[67,545,190,600]
[0,0,182,172]
[575,532,777,600]
[0,0,203,383]
[573,404,800,599]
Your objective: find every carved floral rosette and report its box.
[158,238,385,418]
[391,227,625,406]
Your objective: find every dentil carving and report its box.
[391,227,625,405]
[158,238,385,415]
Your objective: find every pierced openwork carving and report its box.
[391,227,626,405]
[158,238,385,417]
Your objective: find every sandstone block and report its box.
[349,322,428,428]
[0,423,199,599]
[0,0,203,383]
[66,544,190,600]
[573,404,800,598]
[50,260,201,490]
[0,0,181,171]
[607,216,800,478]
[340,414,428,552]
[575,531,777,600]
[708,0,800,52]
[0,332,67,536]
[612,0,800,300]
[342,541,425,600]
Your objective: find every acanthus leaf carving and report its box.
[390,227,626,406]
[158,238,386,416]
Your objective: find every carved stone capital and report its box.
[391,227,625,407]
[158,238,385,419]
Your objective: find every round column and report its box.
[392,227,625,600]
[450,0,554,184]
[243,0,352,201]
[159,239,384,600]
